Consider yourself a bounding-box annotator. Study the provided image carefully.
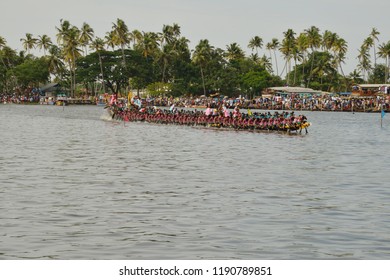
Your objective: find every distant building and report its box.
[39,83,63,97]
[351,84,390,96]
[263,86,322,98]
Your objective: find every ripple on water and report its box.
[0,106,390,259]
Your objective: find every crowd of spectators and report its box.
[144,94,390,112]
[1,92,41,104]
[2,90,389,112]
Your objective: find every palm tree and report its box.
[248,36,263,55]
[171,23,181,38]
[161,24,174,46]
[111,18,130,64]
[312,53,335,87]
[159,24,182,82]
[332,37,348,89]
[296,33,309,83]
[56,20,81,96]
[322,30,338,51]
[280,29,296,85]
[348,69,362,81]
[378,41,390,82]
[105,31,116,51]
[47,45,65,80]
[130,29,143,48]
[265,42,273,73]
[79,22,94,55]
[357,45,371,81]
[158,46,172,83]
[0,45,17,92]
[20,33,37,54]
[0,36,7,49]
[56,19,71,44]
[90,37,106,92]
[305,26,322,85]
[1,45,16,68]
[370,28,380,67]
[269,38,280,76]
[0,36,7,68]
[259,55,273,73]
[362,37,374,73]
[36,35,52,56]
[291,45,303,85]
[139,31,160,58]
[193,39,213,96]
[225,43,245,61]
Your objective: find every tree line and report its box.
[1,19,390,97]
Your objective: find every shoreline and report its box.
[1,102,388,114]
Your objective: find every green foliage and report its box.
[77,49,155,93]
[146,82,173,97]
[368,64,387,83]
[241,70,274,95]
[3,22,390,96]
[12,57,49,87]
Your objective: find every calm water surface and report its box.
[0,104,389,259]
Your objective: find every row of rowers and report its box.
[113,107,309,129]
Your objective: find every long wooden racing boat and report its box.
[105,105,310,133]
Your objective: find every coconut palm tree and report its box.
[332,37,348,88]
[0,44,17,92]
[158,45,174,83]
[56,19,71,44]
[0,36,7,68]
[171,23,181,38]
[248,36,263,55]
[161,24,174,46]
[193,39,213,96]
[56,21,82,96]
[249,53,260,64]
[20,33,37,54]
[105,31,116,51]
[259,55,273,73]
[296,33,309,83]
[90,37,106,92]
[159,24,182,82]
[265,42,273,72]
[79,22,94,56]
[378,41,390,82]
[279,29,296,85]
[111,18,130,64]
[139,31,160,58]
[130,29,143,48]
[322,30,338,52]
[0,36,6,49]
[47,45,65,80]
[305,26,322,85]
[1,45,16,68]
[370,28,380,67]
[291,45,303,85]
[225,43,245,61]
[269,38,280,76]
[362,37,374,72]
[357,45,371,81]
[348,69,363,84]
[36,35,52,56]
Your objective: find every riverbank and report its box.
[2,98,388,113]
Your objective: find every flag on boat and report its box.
[247,108,253,116]
[381,109,386,119]
[128,92,133,106]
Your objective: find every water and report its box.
[0,104,389,259]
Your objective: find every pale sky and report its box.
[1,0,389,74]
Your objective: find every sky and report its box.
[1,0,389,75]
